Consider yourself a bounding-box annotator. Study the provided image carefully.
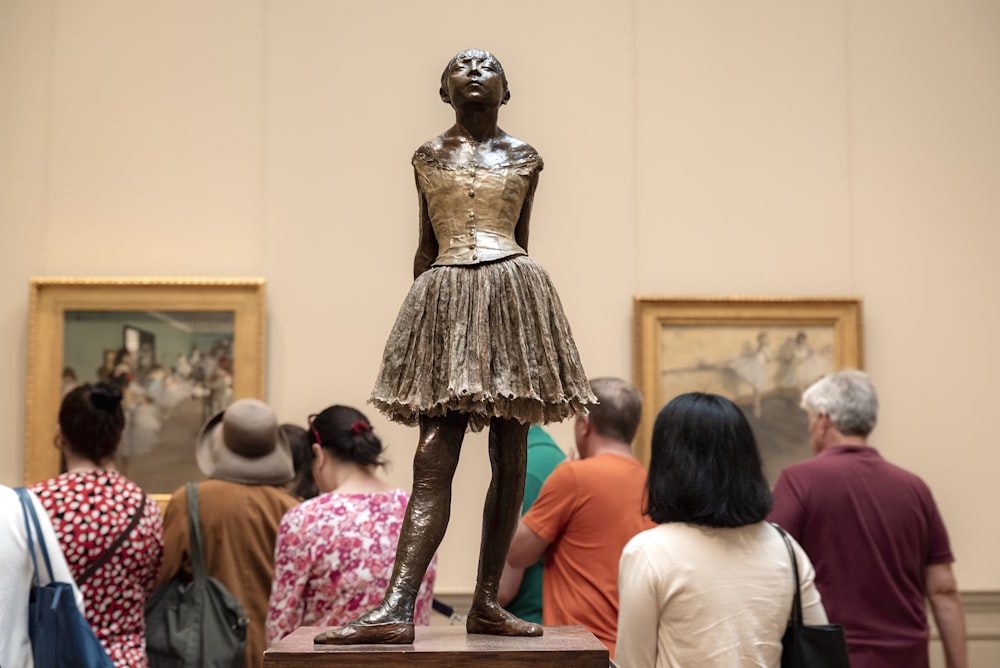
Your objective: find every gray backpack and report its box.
[146,482,250,667]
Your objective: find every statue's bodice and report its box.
[413,150,543,266]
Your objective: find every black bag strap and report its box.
[15,487,54,585]
[77,493,147,586]
[772,522,804,626]
[185,482,207,578]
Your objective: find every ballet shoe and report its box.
[466,605,543,637]
[314,621,415,645]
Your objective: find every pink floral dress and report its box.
[266,489,436,645]
[32,470,163,668]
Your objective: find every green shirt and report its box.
[505,425,566,624]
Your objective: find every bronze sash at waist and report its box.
[433,230,526,266]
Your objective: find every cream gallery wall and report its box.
[2,1,998,626]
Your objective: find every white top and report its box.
[0,485,84,668]
[615,521,828,668]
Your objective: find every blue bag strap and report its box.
[15,487,40,584]
[185,482,207,578]
[15,487,55,585]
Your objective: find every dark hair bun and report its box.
[90,383,123,413]
[311,405,386,468]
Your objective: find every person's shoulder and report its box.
[540,458,582,489]
[360,489,412,520]
[876,455,935,494]
[787,446,879,479]
[111,474,159,512]
[527,435,565,464]
[31,472,75,493]
[526,425,557,447]
[165,482,191,501]
[561,453,638,487]
[189,478,236,499]
[181,479,269,500]
[777,458,814,477]
[771,459,825,500]
[573,453,614,470]
[555,456,588,471]
[260,484,301,510]
[279,495,312,524]
[114,471,149,495]
[620,526,676,569]
[779,453,834,480]
[293,492,325,512]
[624,524,663,548]
[388,487,411,506]
[27,477,52,496]
[594,451,646,473]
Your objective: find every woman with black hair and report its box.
[265,405,436,646]
[31,382,163,667]
[614,392,829,668]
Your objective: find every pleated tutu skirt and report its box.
[370,254,595,432]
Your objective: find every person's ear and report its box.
[439,86,451,104]
[817,412,831,433]
[311,442,325,467]
[501,88,510,106]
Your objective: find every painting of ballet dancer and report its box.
[25,277,265,507]
[633,297,863,483]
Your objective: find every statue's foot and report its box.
[314,621,414,645]
[466,603,543,637]
[314,599,415,645]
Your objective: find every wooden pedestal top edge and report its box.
[266,624,609,655]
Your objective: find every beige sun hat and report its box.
[195,398,294,485]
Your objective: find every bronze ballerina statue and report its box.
[315,48,595,645]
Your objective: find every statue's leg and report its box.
[466,417,542,637]
[315,413,467,645]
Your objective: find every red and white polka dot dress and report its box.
[32,470,163,668]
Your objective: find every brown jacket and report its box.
[156,480,299,668]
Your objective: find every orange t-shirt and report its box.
[521,452,655,656]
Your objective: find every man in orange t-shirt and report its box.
[506,377,654,657]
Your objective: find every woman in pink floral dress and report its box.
[32,382,163,667]
[266,405,436,645]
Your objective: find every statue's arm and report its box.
[514,169,540,253]
[413,181,437,280]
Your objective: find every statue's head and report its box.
[439,49,510,107]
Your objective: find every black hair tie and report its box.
[90,385,123,413]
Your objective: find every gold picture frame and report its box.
[632,297,863,481]
[25,277,266,507]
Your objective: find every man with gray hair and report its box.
[769,370,967,668]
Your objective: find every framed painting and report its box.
[633,297,863,482]
[25,277,266,506]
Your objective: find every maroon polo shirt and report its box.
[769,445,953,668]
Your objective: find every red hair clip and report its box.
[350,420,371,437]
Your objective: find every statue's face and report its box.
[442,53,509,108]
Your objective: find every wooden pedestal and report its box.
[264,625,610,667]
